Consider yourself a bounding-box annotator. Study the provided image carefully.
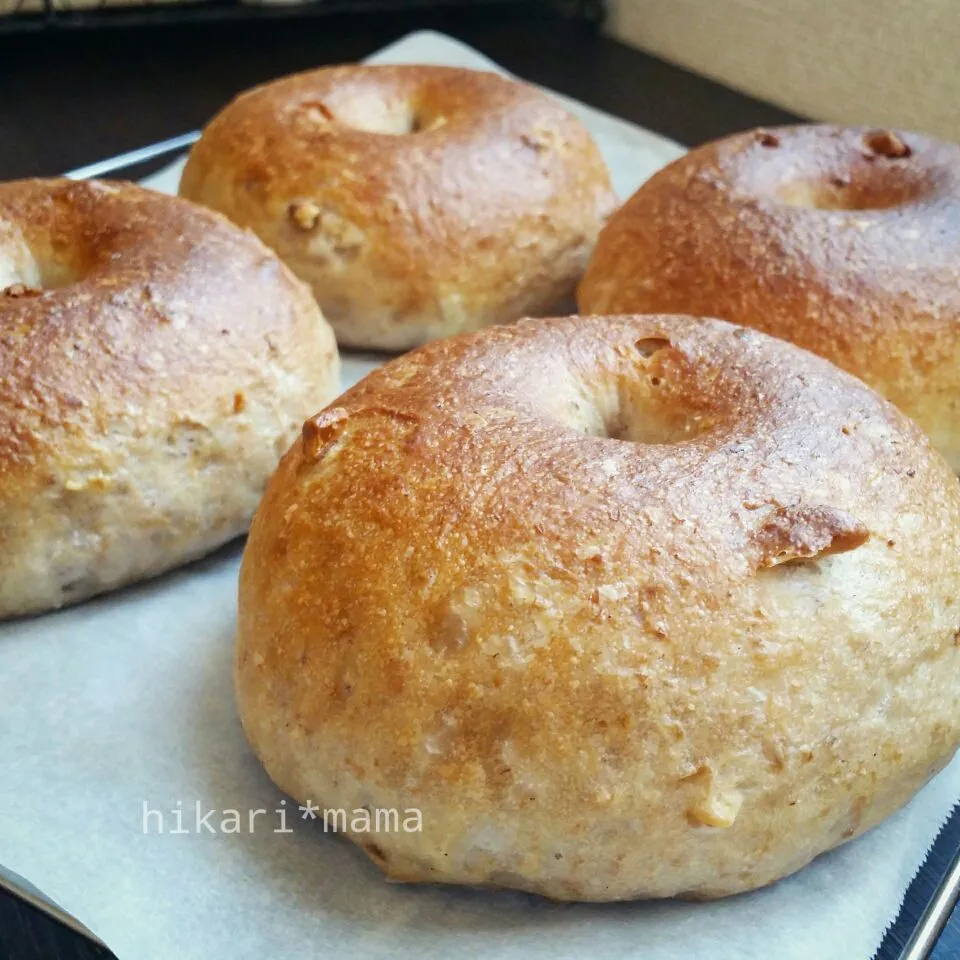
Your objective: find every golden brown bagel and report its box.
[236,313,960,901]
[578,125,960,471]
[0,178,339,619]
[180,64,615,351]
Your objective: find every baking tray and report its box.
[2,30,959,960]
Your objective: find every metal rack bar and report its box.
[66,132,200,180]
[896,836,960,960]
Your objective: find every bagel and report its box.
[179,64,616,351]
[0,178,339,619]
[578,124,960,471]
[236,313,960,901]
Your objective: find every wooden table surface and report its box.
[0,7,956,960]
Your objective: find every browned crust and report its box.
[236,314,960,901]
[0,177,339,616]
[578,125,960,470]
[180,64,616,350]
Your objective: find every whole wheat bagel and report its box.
[236,313,960,901]
[0,178,339,619]
[180,64,615,351]
[578,125,960,471]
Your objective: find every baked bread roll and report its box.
[236,314,960,901]
[180,64,616,351]
[578,125,960,471]
[0,178,339,619]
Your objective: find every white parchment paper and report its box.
[1,30,955,960]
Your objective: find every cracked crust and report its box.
[0,178,339,618]
[180,64,616,351]
[236,314,960,901]
[578,124,960,471]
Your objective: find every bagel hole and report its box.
[4,248,82,294]
[569,382,714,446]
[606,402,713,445]
[321,93,424,136]
[1,264,77,296]
[0,257,39,297]
[776,178,925,211]
[36,258,81,290]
